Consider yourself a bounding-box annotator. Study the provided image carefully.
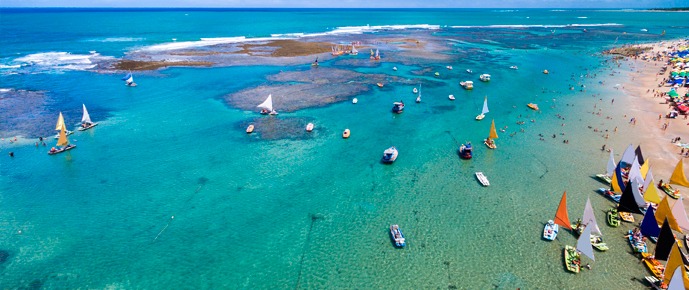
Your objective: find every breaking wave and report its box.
[451,23,623,29]
[11,51,114,73]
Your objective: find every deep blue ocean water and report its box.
[0,8,687,289]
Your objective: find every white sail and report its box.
[351,45,358,54]
[582,197,601,235]
[375,49,379,58]
[257,94,274,112]
[606,149,615,177]
[630,180,647,207]
[576,224,595,261]
[481,96,489,115]
[81,104,92,124]
[667,267,686,290]
[671,196,689,232]
[126,75,134,84]
[628,156,644,185]
[643,168,654,193]
[620,144,635,166]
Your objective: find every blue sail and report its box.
[640,206,660,238]
[121,73,132,81]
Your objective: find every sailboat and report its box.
[53,112,73,139]
[257,94,278,115]
[122,72,137,87]
[370,49,380,60]
[77,104,98,131]
[595,149,615,184]
[659,159,689,198]
[416,84,421,103]
[483,119,498,149]
[545,191,571,241]
[350,45,358,56]
[48,126,76,155]
[311,57,319,67]
[475,96,489,120]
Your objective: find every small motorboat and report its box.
[342,129,350,138]
[527,103,539,110]
[392,101,404,113]
[381,146,398,163]
[460,81,473,90]
[458,142,472,159]
[434,72,440,76]
[475,172,489,186]
[510,66,518,70]
[352,98,358,104]
[412,87,418,94]
[246,124,254,133]
[390,224,406,247]
[376,83,384,88]
[479,74,491,82]
[446,65,453,70]
[466,69,473,74]
[448,94,455,100]
[543,69,549,74]
[305,123,314,132]
[392,66,398,71]
[543,220,558,241]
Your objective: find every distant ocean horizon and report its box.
[0,8,687,289]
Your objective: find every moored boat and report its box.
[392,101,404,113]
[390,224,406,247]
[543,220,559,241]
[382,146,398,164]
[460,81,473,90]
[466,69,473,74]
[510,66,518,70]
[564,245,581,273]
[416,84,421,103]
[658,182,680,199]
[619,211,635,223]
[412,87,418,94]
[306,123,314,132]
[246,124,254,133]
[448,94,455,100]
[479,74,491,82]
[392,66,398,71]
[595,174,612,184]
[475,172,489,186]
[527,103,539,110]
[122,72,137,86]
[641,253,665,279]
[352,98,358,104]
[484,120,498,149]
[597,188,621,203]
[458,142,472,159]
[627,229,648,253]
[543,69,549,74]
[590,235,609,251]
[446,65,453,70]
[376,82,384,88]
[342,129,350,138]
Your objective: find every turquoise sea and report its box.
[1,8,688,289]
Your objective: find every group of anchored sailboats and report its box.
[49,104,98,155]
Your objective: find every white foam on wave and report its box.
[577,16,588,19]
[0,64,21,69]
[13,52,114,72]
[0,88,13,93]
[451,23,623,29]
[86,37,145,42]
[138,24,440,52]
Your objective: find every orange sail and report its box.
[554,191,572,230]
[669,159,689,187]
[655,196,683,233]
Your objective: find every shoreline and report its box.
[615,39,689,198]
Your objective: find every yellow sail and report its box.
[610,170,622,193]
[489,119,498,139]
[669,159,689,187]
[55,112,67,131]
[643,180,662,204]
[663,243,689,287]
[56,127,69,147]
[655,196,683,233]
[640,159,650,179]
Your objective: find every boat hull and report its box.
[77,122,98,131]
[390,225,406,247]
[342,129,350,139]
[484,139,497,149]
[564,245,581,273]
[475,172,489,186]
[607,209,620,227]
[543,221,558,241]
[595,174,612,184]
[246,125,254,133]
[48,144,76,155]
[641,253,665,278]
[659,183,680,199]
